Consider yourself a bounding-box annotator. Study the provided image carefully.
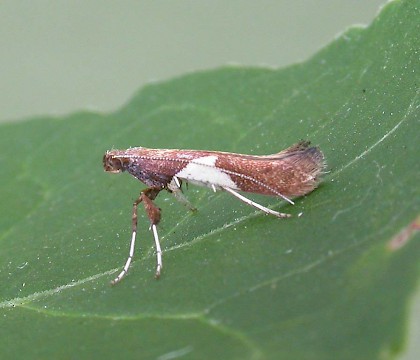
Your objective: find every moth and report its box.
[103,141,325,284]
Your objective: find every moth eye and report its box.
[103,155,123,173]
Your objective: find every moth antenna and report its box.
[222,187,291,218]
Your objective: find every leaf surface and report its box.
[0,1,419,359]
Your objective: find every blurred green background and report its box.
[1,1,419,359]
[1,0,386,123]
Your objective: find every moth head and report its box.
[103,151,124,173]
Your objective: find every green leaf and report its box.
[0,0,419,359]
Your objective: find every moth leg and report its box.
[168,177,197,212]
[111,188,162,285]
[150,224,162,278]
[111,193,143,285]
[140,188,163,279]
[222,187,291,218]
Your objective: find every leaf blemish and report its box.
[387,215,420,251]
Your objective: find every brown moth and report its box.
[103,141,325,284]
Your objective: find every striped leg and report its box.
[111,188,162,285]
[151,224,162,278]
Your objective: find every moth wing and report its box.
[266,140,313,158]
[256,141,325,197]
